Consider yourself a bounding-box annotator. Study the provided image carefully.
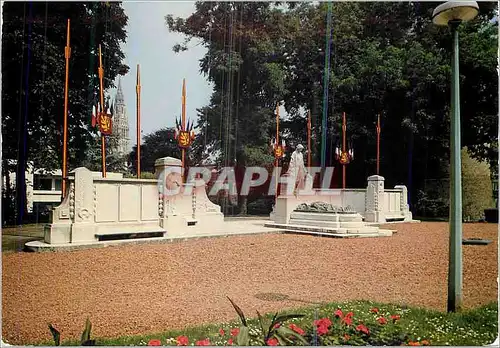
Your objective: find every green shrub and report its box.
[414,189,449,219]
[140,172,156,179]
[415,148,494,221]
[123,172,156,179]
[462,147,494,221]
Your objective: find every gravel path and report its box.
[2,222,497,345]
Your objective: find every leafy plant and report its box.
[48,318,95,346]
[48,324,60,346]
[81,317,96,346]
[227,296,307,345]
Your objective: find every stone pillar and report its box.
[365,175,385,223]
[70,167,96,243]
[26,171,34,213]
[154,157,182,179]
[154,157,183,228]
[394,185,413,221]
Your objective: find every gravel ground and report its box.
[2,222,498,345]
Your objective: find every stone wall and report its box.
[44,167,163,244]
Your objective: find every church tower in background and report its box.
[110,78,130,158]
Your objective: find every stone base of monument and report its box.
[265,202,394,238]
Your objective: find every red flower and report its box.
[148,339,162,346]
[176,336,189,346]
[267,338,279,346]
[227,338,233,345]
[313,318,332,328]
[195,338,211,346]
[377,317,388,325]
[343,334,351,341]
[391,314,401,323]
[219,328,225,336]
[408,341,421,346]
[230,328,240,337]
[342,315,353,326]
[421,340,430,346]
[273,323,281,329]
[356,324,370,335]
[334,309,343,318]
[289,323,305,335]
[370,308,379,314]
[345,311,354,319]
[316,325,329,335]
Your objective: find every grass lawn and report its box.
[41,300,498,346]
[2,223,44,252]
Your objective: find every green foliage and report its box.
[48,324,60,346]
[47,301,498,346]
[122,172,155,179]
[48,318,95,346]
[165,1,498,207]
[462,147,494,221]
[128,128,181,175]
[414,148,495,221]
[2,2,129,220]
[227,297,305,345]
[140,172,156,179]
[414,187,449,219]
[246,198,274,215]
[80,317,95,346]
[2,2,129,167]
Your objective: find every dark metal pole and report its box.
[447,19,463,312]
[320,2,333,179]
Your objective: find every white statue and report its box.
[286,144,308,192]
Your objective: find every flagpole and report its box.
[307,109,312,168]
[136,64,141,179]
[275,102,280,199]
[98,44,107,178]
[376,114,381,175]
[342,112,346,189]
[62,19,71,199]
[181,78,186,182]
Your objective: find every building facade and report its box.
[110,78,130,158]
[2,164,124,224]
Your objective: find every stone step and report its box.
[290,212,362,222]
[290,212,340,222]
[288,218,367,229]
[265,222,380,235]
[288,218,341,228]
[282,229,393,238]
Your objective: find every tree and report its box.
[280,1,497,199]
[2,2,129,223]
[165,1,498,213]
[462,147,494,221]
[166,2,295,213]
[128,128,182,175]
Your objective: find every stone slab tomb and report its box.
[266,202,395,238]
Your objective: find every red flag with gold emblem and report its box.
[98,113,112,135]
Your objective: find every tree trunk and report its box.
[238,195,248,215]
[2,159,14,226]
[15,157,29,225]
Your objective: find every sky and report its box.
[112,1,289,147]
[111,1,213,143]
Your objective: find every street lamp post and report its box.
[432,1,479,313]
